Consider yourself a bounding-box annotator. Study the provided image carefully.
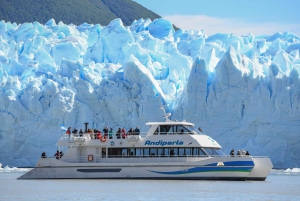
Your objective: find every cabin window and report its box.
[159,125,171,135]
[178,148,185,156]
[157,148,164,156]
[136,148,142,156]
[150,148,156,156]
[198,148,206,156]
[176,125,191,134]
[129,148,135,156]
[154,127,159,135]
[170,148,178,156]
[192,148,197,155]
[107,148,122,157]
[215,149,225,156]
[185,148,191,156]
[166,126,175,135]
[143,148,149,156]
[186,125,198,134]
[179,148,192,156]
[122,148,128,156]
[163,148,169,156]
[203,148,221,156]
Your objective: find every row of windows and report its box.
[154,125,197,135]
[104,147,224,157]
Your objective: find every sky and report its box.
[133,0,300,36]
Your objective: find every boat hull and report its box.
[18,156,272,181]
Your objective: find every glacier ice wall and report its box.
[0,18,299,168]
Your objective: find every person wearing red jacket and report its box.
[121,128,126,139]
[97,130,102,139]
[66,127,71,134]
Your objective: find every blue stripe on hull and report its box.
[147,166,253,175]
[205,160,255,167]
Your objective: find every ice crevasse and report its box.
[0,18,299,168]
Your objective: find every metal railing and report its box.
[60,155,206,164]
[59,133,146,141]
[59,131,199,141]
[55,155,269,164]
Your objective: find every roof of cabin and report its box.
[146,121,195,126]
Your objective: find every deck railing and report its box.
[59,131,198,141]
[54,155,268,164]
[60,155,205,164]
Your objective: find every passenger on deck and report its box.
[121,128,126,138]
[245,151,250,156]
[54,150,60,160]
[60,151,64,158]
[93,129,98,139]
[87,129,94,139]
[79,129,84,137]
[198,127,203,133]
[230,149,235,157]
[97,130,102,139]
[134,126,140,135]
[116,128,121,139]
[127,128,133,135]
[170,149,175,156]
[66,127,71,134]
[178,129,184,134]
[109,128,114,139]
[103,126,109,137]
[41,152,47,158]
[237,150,241,156]
[72,128,78,136]
[241,149,246,155]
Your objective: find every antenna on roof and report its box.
[160,105,172,122]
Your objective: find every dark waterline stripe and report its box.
[77,169,122,173]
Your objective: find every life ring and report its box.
[100,135,107,142]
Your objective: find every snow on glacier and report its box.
[0,18,299,168]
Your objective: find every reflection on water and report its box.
[0,169,300,201]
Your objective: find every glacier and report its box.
[0,18,299,168]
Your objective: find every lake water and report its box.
[0,170,300,201]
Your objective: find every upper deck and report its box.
[57,120,221,149]
[55,116,225,162]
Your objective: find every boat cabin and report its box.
[56,120,225,163]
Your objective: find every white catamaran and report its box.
[19,111,273,180]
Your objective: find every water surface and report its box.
[0,171,299,201]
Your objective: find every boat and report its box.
[18,110,273,180]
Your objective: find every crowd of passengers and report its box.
[65,126,140,139]
[230,149,250,156]
[40,150,64,160]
